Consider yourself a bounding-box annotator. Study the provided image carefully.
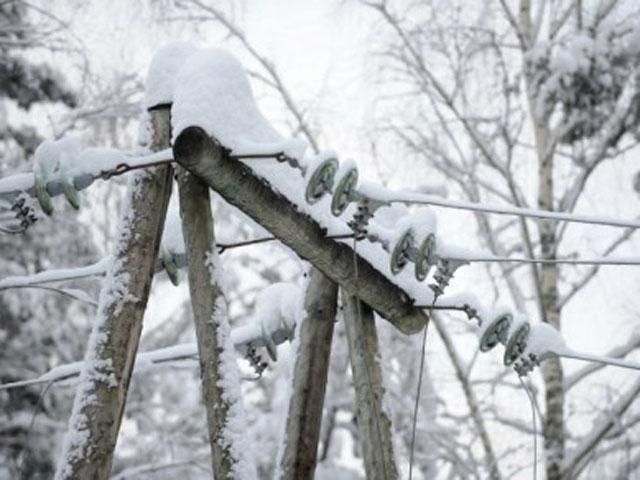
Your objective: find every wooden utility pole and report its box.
[177,165,247,478]
[55,107,173,480]
[277,268,338,479]
[343,292,398,480]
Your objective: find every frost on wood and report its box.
[276,268,338,479]
[342,291,398,480]
[177,166,256,479]
[54,107,173,479]
[204,258,257,479]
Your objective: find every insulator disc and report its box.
[415,233,436,281]
[390,228,414,275]
[161,254,180,287]
[62,181,80,210]
[261,321,278,362]
[34,177,53,216]
[331,166,358,216]
[479,313,512,352]
[305,157,339,204]
[503,321,531,366]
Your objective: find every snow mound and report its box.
[34,137,82,177]
[254,282,303,335]
[523,322,567,360]
[160,196,185,255]
[144,41,198,109]
[171,48,307,156]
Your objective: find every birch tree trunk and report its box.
[342,291,398,480]
[537,124,565,480]
[277,268,338,479]
[55,107,173,480]
[519,2,565,476]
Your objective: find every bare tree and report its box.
[363,0,640,478]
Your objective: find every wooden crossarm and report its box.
[173,125,428,334]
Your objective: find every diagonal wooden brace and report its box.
[173,126,428,335]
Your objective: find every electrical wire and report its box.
[559,350,640,371]
[518,375,538,480]
[448,255,640,266]
[389,192,640,229]
[408,295,434,480]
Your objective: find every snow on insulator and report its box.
[160,198,185,257]
[33,137,83,213]
[406,207,437,239]
[144,41,198,109]
[34,139,62,178]
[515,322,640,375]
[159,196,185,286]
[366,218,396,248]
[436,242,479,263]
[374,204,409,228]
[522,323,567,361]
[171,48,308,158]
[55,136,82,163]
[253,282,303,361]
[67,147,127,178]
[357,180,397,203]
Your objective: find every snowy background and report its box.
[1,1,640,479]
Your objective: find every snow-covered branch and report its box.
[561,376,640,479]
[0,258,109,290]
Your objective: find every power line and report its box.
[381,191,640,229]
[448,255,640,266]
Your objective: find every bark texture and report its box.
[177,167,239,478]
[519,1,565,477]
[173,126,428,335]
[532,70,564,480]
[343,292,398,480]
[55,108,173,480]
[277,268,338,480]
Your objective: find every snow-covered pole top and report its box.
[144,41,198,111]
[171,48,307,159]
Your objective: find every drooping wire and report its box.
[518,375,538,480]
[408,294,435,480]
